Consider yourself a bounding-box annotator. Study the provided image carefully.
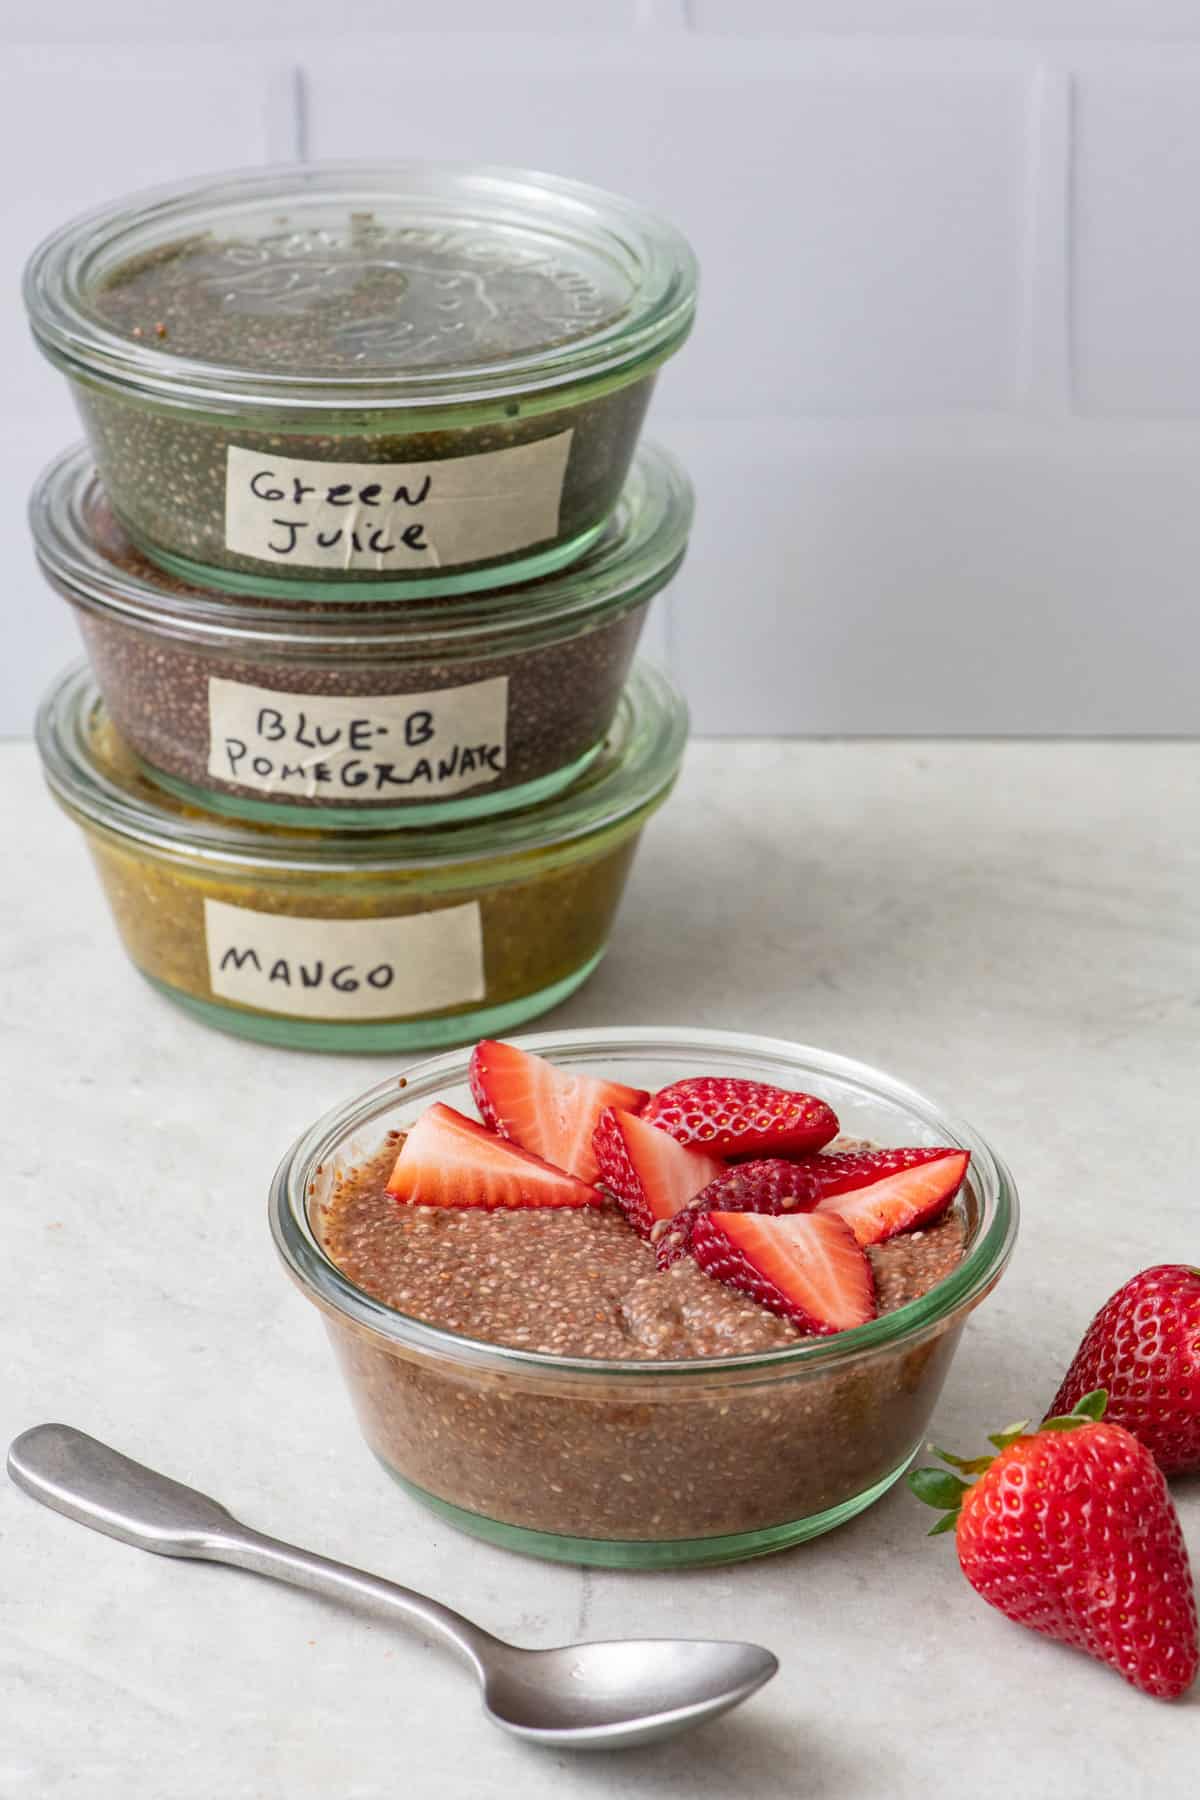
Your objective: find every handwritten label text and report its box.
[224,432,572,571]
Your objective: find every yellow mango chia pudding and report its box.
[269,1031,1018,1567]
[35,664,687,1053]
[24,162,696,599]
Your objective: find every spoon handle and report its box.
[7,1424,495,1675]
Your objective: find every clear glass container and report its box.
[32,440,691,828]
[269,1029,1018,1567]
[25,161,697,598]
[35,663,687,1052]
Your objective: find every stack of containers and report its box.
[23,162,697,1051]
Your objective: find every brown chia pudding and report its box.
[304,1134,976,1552]
[32,442,690,828]
[324,1141,968,1361]
[25,163,696,597]
[269,1033,1017,1562]
[36,663,687,1054]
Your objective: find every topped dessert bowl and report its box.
[25,161,697,599]
[269,1028,1018,1568]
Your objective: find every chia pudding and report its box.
[32,442,690,828]
[35,662,688,1054]
[25,162,697,597]
[266,1030,1018,1565]
[268,1036,1021,1569]
[324,1140,967,1360]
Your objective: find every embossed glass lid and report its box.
[25,161,698,410]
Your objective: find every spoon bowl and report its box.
[482,1636,779,1748]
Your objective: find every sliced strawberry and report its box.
[654,1209,697,1271]
[468,1039,648,1186]
[592,1106,724,1239]
[814,1148,969,1247]
[687,1210,876,1335]
[651,1160,816,1266]
[642,1077,838,1159]
[386,1102,599,1210]
[687,1159,823,1216]
[661,1147,969,1248]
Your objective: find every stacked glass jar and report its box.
[24,163,697,1050]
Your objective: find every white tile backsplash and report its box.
[304,49,1028,417]
[662,416,1200,734]
[0,2,637,43]
[690,1,1200,40]
[4,11,1200,735]
[1072,62,1200,414]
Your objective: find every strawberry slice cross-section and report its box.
[812,1148,969,1247]
[386,1102,600,1210]
[656,1148,968,1254]
[642,1076,839,1159]
[687,1210,876,1336]
[652,1161,812,1268]
[592,1106,724,1239]
[468,1038,649,1187]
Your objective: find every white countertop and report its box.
[3,736,1198,1799]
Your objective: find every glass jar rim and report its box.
[36,660,687,873]
[268,1027,1019,1382]
[31,440,692,653]
[24,159,698,413]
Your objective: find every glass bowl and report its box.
[36,664,687,1053]
[269,1028,1018,1566]
[24,161,697,598]
[31,440,691,829]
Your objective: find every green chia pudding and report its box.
[32,442,691,827]
[25,162,697,598]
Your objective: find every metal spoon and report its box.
[8,1424,778,1751]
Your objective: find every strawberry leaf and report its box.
[987,1420,1030,1450]
[932,1446,993,1475]
[988,1422,1029,1448]
[1042,1389,1109,1433]
[908,1468,969,1511]
[927,1512,959,1536]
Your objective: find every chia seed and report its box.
[36,661,688,1054]
[33,441,691,827]
[312,1134,971,1543]
[71,371,655,597]
[25,163,697,598]
[325,1141,969,1362]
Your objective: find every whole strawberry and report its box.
[1048,1265,1200,1475]
[911,1393,1199,1700]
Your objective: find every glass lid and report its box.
[25,161,698,410]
